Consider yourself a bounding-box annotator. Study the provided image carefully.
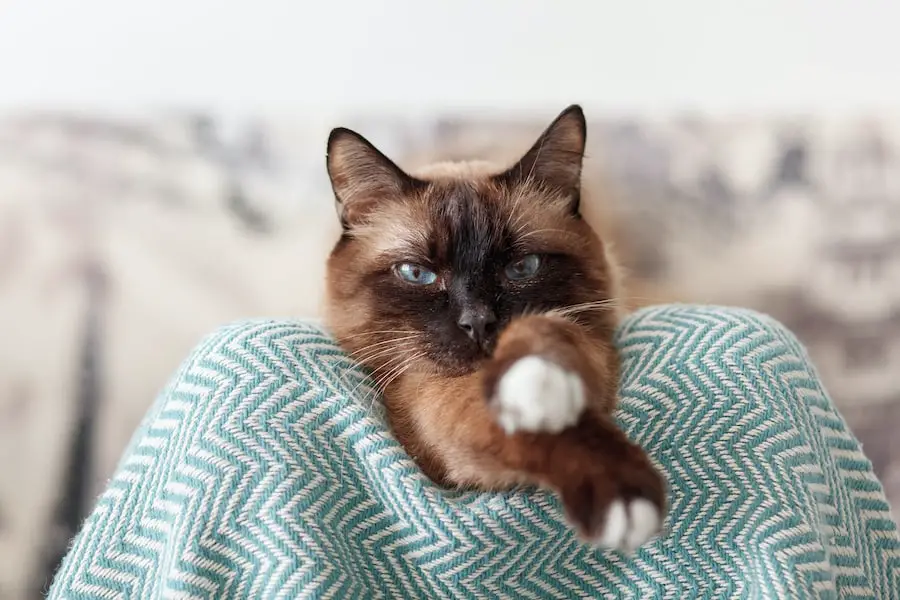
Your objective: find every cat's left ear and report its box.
[498,104,587,213]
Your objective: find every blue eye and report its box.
[505,254,542,280]
[395,263,438,285]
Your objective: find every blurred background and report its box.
[2,1,900,597]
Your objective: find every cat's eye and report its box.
[505,254,542,280]
[395,262,438,285]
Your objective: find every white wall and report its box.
[1,0,899,117]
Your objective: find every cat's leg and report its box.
[534,414,667,551]
[481,315,666,550]
[432,391,666,551]
[409,315,666,550]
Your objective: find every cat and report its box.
[323,105,666,551]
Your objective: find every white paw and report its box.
[494,356,585,434]
[593,498,662,552]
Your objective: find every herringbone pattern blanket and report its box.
[49,306,900,598]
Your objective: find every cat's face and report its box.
[325,106,617,376]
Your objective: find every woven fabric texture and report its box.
[49,305,900,599]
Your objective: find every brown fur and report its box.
[323,105,666,540]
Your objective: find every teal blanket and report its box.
[50,306,900,598]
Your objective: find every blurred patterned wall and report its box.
[2,110,900,597]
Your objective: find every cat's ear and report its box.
[326,127,420,229]
[499,104,587,212]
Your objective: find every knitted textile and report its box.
[50,306,900,599]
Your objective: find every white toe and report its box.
[595,500,627,547]
[593,497,662,551]
[495,356,585,434]
[625,499,661,551]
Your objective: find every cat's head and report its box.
[324,105,619,377]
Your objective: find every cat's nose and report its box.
[457,306,497,344]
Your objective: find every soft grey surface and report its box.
[1,112,898,598]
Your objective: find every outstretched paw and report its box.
[561,455,667,553]
[492,356,586,434]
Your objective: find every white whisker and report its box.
[338,329,417,341]
[358,351,428,418]
[545,299,621,318]
[341,340,421,389]
[516,228,579,242]
[349,336,420,362]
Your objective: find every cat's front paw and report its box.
[561,453,667,553]
[491,356,586,434]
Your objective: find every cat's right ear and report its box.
[326,128,420,229]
